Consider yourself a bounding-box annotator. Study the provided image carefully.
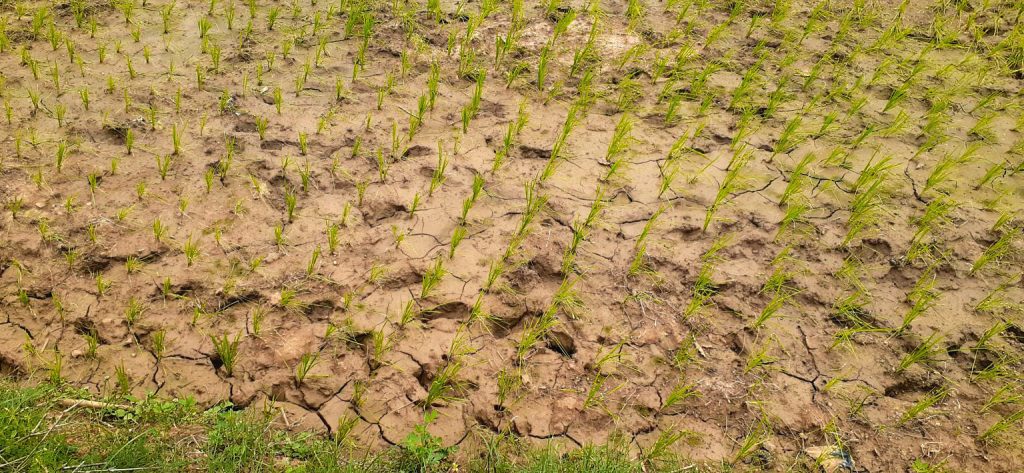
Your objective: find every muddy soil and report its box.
[1,0,1023,470]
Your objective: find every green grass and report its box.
[0,380,707,473]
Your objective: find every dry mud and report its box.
[1,0,1024,471]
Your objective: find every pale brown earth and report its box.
[1,0,1024,471]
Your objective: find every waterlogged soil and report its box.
[2,0,1024,471]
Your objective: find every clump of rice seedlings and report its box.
[907,196,957,262]
[973,321,1010,353]
[273,224,286,247]
[155,155,172,180]
[375,147,390,183]
[550,277,585,319]
[294,351,320,386]
[429,141,449,196]
[210,332,242,376]
[284,187,298,222]
[898,266,939,333]
[924,146,976,194]
[843,157,895,246]
[368,327,393,371]
[581,367,623,413]
[977,159,1009,189]
[605,114,634,164]
[460,71,485,133]
[751,290,791,330]
[278,287,308,314]
[658,153,683,199]
[684,235,730,318]
[495,367,523,410]
[771,115,805,158]
[397,299,419,327]
[255,116,268,140]
[980,409,1024,442]
[491,101,528,173]
[426,60,440,110]
[458,174,485,224]
[325,223,341,254]
[730,415,772,466]
[182,234,200,266]
[448,225,467,259]
[114,362,131,394]
[298,132,309,155]
[628,206,665,277]
[420,256,446,299]
[422,360,466,410]
[897,333,944,373]
[761,247,798,294]
[124,297,145,327]
[540,103,582,181]
[974,274,1022,314]
[898,386,948,426]
[971,227,1020,274]
[124,128,134,155]
[408,193,421,219]
[980,381,1022,415]
[536,45,552,91]
[306,245,321,277]
[151,330,166,362]
[661,380,700,411]
[779,153,816,206]
[703,148,753,232]
[561,188,606,275]
[830,291,885,348]
[582,342,626,412]
[745,340,778,374]
[516,305,558,364]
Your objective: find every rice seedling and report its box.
[975,275,1022,314]
[112,361,133,394]
[731,421,770,466]
[662,380,700,411]
[326,223,341,254]
[907,196,957,262]
[420,256,446,299]
[628,206,665,277]
[183,234,200,266]
[745,341,778,374]
[897,333,944,373]
[971,227,1020,274]
[684,263,719,318]
[779,153,816,206]
[294,352,320,386]
[980,409,1024,442]
[284,188,298,222]
[605,114,633,164]
[210,332,242,376]
[843,167,893,246]
[974,321,1011,353]
[924,147,976,194]
[95,274,112,297]
[898,266,939,333]
[422,360,465,410]
[306,245,321,277]
[430,141,449,196]
[703,148,753,231]
[751,290,791,330]
[368,327,393,371]
[898,386,948,425]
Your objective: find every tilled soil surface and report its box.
[2,0,1024,470]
